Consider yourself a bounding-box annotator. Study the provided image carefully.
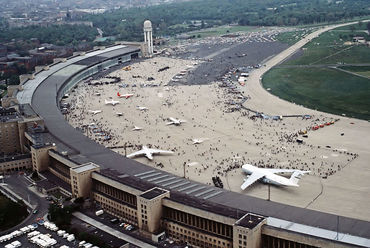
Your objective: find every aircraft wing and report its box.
[289,171,309,185]
[166,122,174,125]
[241,172,265,190]
[127,150,146,159]
[150,149,174,155]
[264,168,303,174]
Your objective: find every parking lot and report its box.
[71,215,133,248]
[79,208,187,248]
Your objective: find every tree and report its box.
[74,197,84,204]
[48,203,78,230]
[8,75,20,85]
[0,193,28,231]
[31,171,40,181]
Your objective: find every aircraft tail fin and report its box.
[117,92,121,97]
[289,171,310,185]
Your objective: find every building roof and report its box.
[36,178,59,191]
[0,107,21,122]
[236,214,265,229]
[98,169,154,192]
[31,142,55,150]
[0,154,31,163]
[168,191,248,220]
[0,107,17,116]
[74,56,106,66]
[71,162,99,173]
[18,104,39,118]
[140,187,167,200]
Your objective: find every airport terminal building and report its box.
[1,44,370,248]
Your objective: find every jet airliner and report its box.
[241,164,309,190]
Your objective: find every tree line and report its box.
[0,24,98,46]
[80,0,370,41]
[0,0,369,45]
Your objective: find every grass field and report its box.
[284,23,370,65]
[262,22,370,120]
[188,25,256,38]
[262,67,370,120]
[276,28,315,45]
[339,65,370,77]
[0,193,28,231]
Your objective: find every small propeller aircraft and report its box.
[137,106,148,111]
[132,126,143,131]
[166,117,186,126]
[117,92,134,99]
[105,99,120,106]
[191,138,209,144]
[88,110,102,115]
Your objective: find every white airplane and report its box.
[132,126,143,131]
[127,145,174,160]
[241,164,310,190]
[191,138,209,144]
[137,106,148,111]
[105,99,120,106]
[88,110,102,115]
[117,92,134,99]
[166,117,186,126]
[116,112,123,117]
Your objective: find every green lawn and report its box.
[339,66,370,77]
[262,67,370,120]
[284,23,370,65]
[276,29,315,45]
[0,194,28,231]
[188,25,256,38]
[262,22,370,120]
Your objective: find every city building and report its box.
[0,104,44,172]
[0,154,32,173]
[0,107,22,155]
